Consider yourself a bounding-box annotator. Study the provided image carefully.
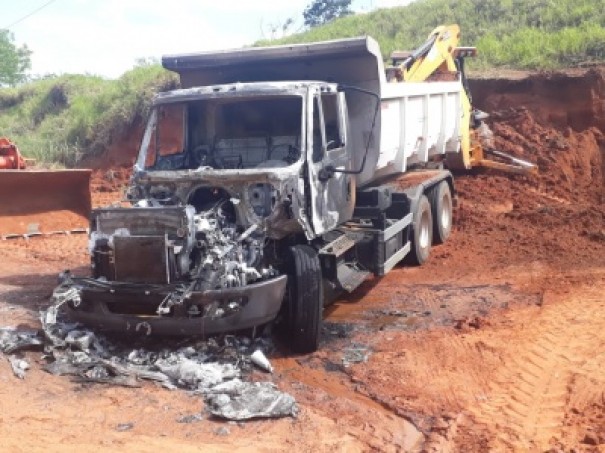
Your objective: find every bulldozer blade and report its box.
[0,169,91,236]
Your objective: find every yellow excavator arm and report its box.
[390,24,536,175]
[402,24,460,82]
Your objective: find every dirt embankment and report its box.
[80,121,144,170]
[471,68,605,132]
[459,68,605,270]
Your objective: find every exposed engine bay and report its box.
[85,188,280,321]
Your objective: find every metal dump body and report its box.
[374,81,463,182]
[162,37,463,186]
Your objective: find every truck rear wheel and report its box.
[429,181,453,244]
[283,245,323,353]
[409,195,433,265]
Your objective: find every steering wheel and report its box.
[189,145,212,168]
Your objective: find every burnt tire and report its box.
[429,181,453,244]
[283,245,323,353]
[408,194,433,266]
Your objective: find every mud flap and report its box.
[0,169,91,235]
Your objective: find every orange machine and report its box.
[0,137,26,169]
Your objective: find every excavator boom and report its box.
[402,24,461,82]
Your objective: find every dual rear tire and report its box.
[409,181,453,265]
[430,181,453,244]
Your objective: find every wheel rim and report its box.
[441,194,451,230]
[419,210,431,249]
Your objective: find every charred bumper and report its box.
[62,276,287,336]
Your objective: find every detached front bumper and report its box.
[62,276,288,336]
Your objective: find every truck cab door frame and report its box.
[305,89,355,236]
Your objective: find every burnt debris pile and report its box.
[0,304,297,421]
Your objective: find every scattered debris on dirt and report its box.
[1,299,297,422]
[250,349,274,373]
[0,326,43,353]
[7,355,29,379]
[206,381,298,420]
[342,344,371,367]
[176,413,204,424]
[0,326,43,379]
[116,422,134,432]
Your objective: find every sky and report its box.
[3,0,414,79]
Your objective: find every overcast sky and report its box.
[3,0,413,78]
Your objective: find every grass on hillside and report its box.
[0,64,177,166]
[258,0,605,70]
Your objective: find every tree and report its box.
[0,30,32,86]
[303,0,353,28]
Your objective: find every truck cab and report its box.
[133,81,355,239]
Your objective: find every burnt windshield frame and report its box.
[137,93,304,172]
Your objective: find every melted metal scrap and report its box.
[206,380,298,420]
[73,365,141,388]
[7,355,30,379]
[64,329,104,354]
[154,358,240,390]
[0,327,43,354]
[26,301,297,420]
[0,327,42,380]
[0,300,297,419]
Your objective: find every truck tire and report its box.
[429,181,453,244]
[408,194,433,265]
[283,245,323,353]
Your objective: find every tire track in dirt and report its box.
[468,286,605,451]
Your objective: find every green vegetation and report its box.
[259,0,605,70]
[0,64,177,166]
[0,30,31,86]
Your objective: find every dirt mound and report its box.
[91,167,130,193]
[447,69,605,270]
[489,107,604,205]
[471,67,604,205]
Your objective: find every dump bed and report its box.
[162,37,463,186]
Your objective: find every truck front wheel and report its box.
[282,245,323,353]
[409,195,433,265]
[429,181,453,244]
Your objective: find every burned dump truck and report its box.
[55,26,531,352]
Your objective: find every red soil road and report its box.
[0,67,604,451]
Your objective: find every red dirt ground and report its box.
[0,68,604,452]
